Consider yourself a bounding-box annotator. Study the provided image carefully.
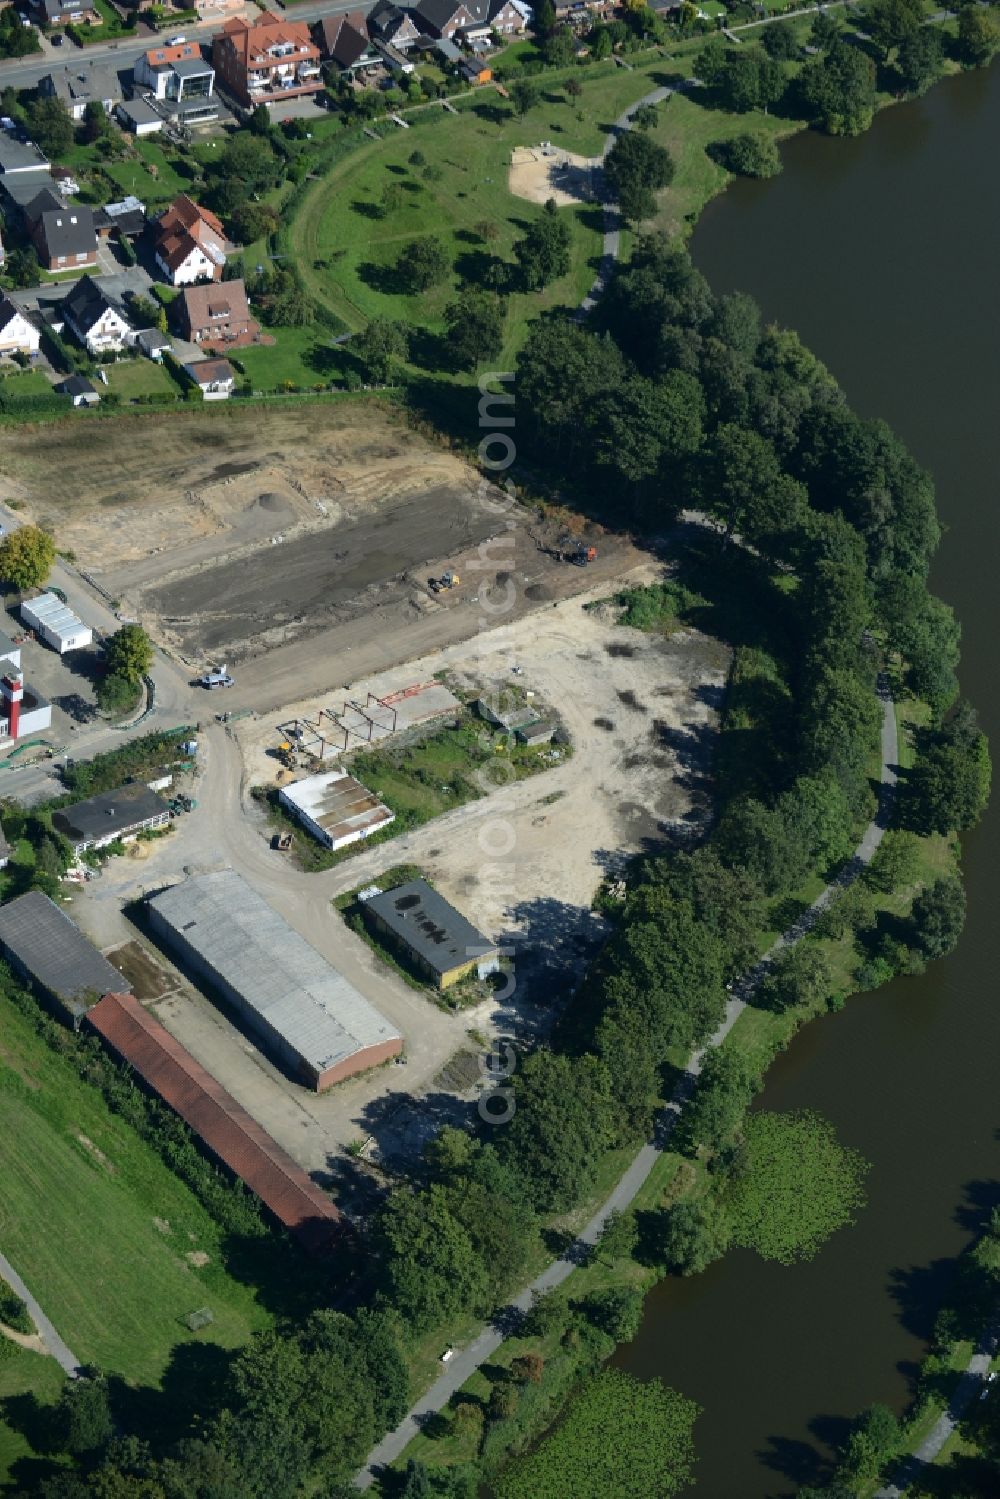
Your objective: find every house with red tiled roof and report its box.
[211,12,322,108]
[153,194,228,286]
[176,278,259,350]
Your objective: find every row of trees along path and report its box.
[355,676,898,1487]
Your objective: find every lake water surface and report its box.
[613,62,1000,1497]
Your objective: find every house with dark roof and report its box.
[176,278,259,349]
[363,877,499,989]
[366,0,421,50]
[28,201,97,273]
[413,0,526,35]
[0,296,40,356]
[0,889,128,1025]
[313,9,378,71]
[39,64,121,122]
[212,12,323,107]
[52,782,170,853]
[153,194,228,285]
[62,274,133,352]
[39,0,100,26]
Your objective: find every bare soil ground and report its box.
[508,145,598,207]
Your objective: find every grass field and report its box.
[0,992,270,1388]
[105,359,182,401]
[0,371,55,400]
[286,63,668,359]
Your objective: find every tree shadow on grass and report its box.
[356,258,409,295]
[350,199,386,220]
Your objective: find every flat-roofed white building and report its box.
[279,769,395,852]
[21,591,93,654]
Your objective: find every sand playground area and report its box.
[508,143,598,207]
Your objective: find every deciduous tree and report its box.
[0,525,55,590]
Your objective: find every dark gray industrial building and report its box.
[363,878,497,990]
[0,888,128,1023]
[53,782,170,854]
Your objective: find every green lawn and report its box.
[105,359,181,400]
[285,63,670,360]
[0,371,55,399]
[0,993,270,1387]
[238,324,350,392]
[102,139,198,210]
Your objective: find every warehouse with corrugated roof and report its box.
[146,869,402,1090]
[0,888,128,1024]
[86,991,342,1251]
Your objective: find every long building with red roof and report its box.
[86,992,342,1253]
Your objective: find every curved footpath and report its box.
[0,1250,79,1378]
[875,1315,1000,1498]
[354,675,898,1488]
[578,85,673,316]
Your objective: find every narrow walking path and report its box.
[0,1250,80,1377]
[875,1317,999,1498]
[355,682,898,1487]
[578,86,672,316]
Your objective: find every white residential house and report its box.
[0,297,39,356]
[62,275,134,355]
[184,357,235,400]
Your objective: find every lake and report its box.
[614,61,1000,1497]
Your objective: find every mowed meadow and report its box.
[0,991,271,1391]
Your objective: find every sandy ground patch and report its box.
[0,402,478,586]
[509,144,598,207]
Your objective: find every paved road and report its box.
[0,1250,80,1376]
[875,1318,1000,1497]
[0,0,385,91]
[579,85,672,316]
[354,678,899,1487]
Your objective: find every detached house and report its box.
[154,194,228,285]
[62,275,133,354]
[40,0,100,26]
[26,193,97,273]
[212,13,323,108]
[133,41,215,103]
[413,0,526,39]
[183,357,236,400]
[176,278,259,349]
[0,297,40,356]
[313,11,378,72]
[39,64,120,122]
[366,0,421,50]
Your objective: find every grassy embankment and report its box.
[0,989,273,1484]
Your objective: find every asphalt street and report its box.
[0,0,380,93]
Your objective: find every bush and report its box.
[0,1281,32,1335]
[711,131,782,179]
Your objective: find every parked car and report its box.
[200,673,235,690]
